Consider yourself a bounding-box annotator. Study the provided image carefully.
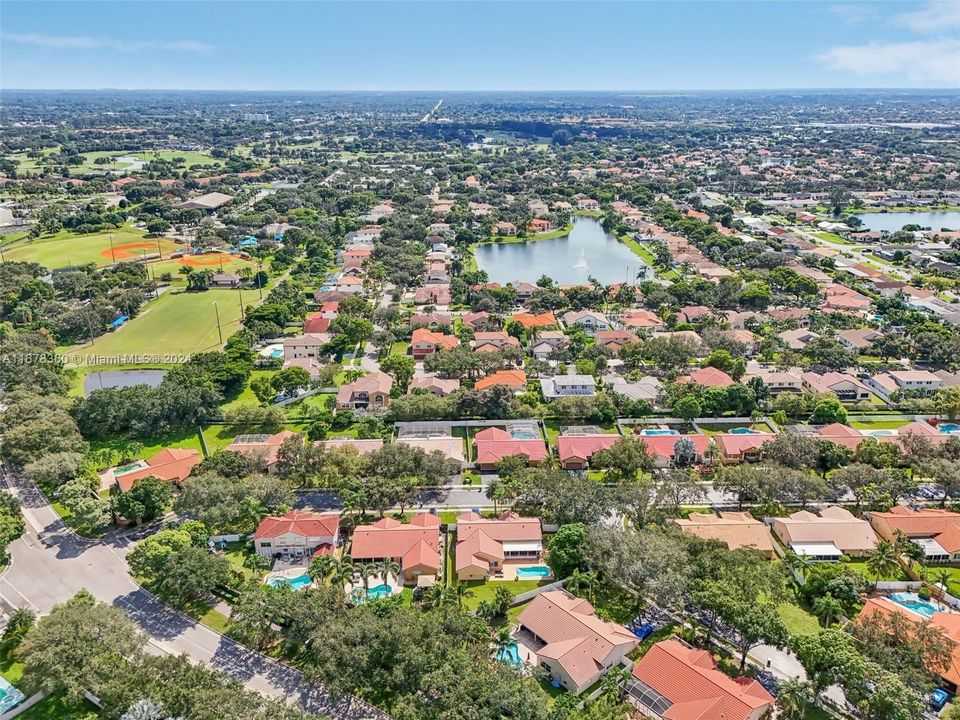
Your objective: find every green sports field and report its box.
[62,288,247,366]
[12,148,226,175]
[2,226,181,270]
[148,255,259,284]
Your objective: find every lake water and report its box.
[853,211,960,233]
[83,369,167,396]
[474,216,650,285]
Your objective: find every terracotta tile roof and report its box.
[511,312,557,329]
[475,370,527,391]
[475,434,547,465]
[869,505,960,553]
[642,434,710,461]
[595,330,639,346]
[714,433,775,459]
[411,327,459,350]
[351,513,441,571]
[226,430,297,468]
[518,590,637,688]
[631,639,773,720]
[557,435,622,463]
[115,448,201,492]
[676,367,734,388]
[771,506,878,552]
[672,512,774,554]
[336,371,394,405]
[253,511,340,540]
[303,313,331,334]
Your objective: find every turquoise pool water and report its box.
[889,592,938,619]
[497,643,523,667]
[729,427,760,435]
[267,574,312,590]
[642,429,678,436]
[0,677,25,713]
[941,423,960,434]
[367,583,392,600]
[270,348,283,359]
[517,565,552,578]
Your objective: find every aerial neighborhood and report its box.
[1,83,960,720]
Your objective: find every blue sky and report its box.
[2,1,959,90]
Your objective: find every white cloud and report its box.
[815,39,960,85]
[897,0,960,32]
[3,33,215,54]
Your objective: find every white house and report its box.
[252,511,340,559]
[562,310,612,335]
[540,374,596,400]
[865,370,943,401]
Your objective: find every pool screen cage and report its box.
[232,433,273,445]
[397,423,452,439]
[504,420,541,439]
[559,425,602,436]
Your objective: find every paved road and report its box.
[0,469,385,720]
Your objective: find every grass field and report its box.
[778,600,820,637]
[849,418,912,430]
[148,254,259,284]
[13,148,225,175]
[2,225,181,269]
[62,289,246,365]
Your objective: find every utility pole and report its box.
[213,301,223,345]
[156,235,163,260]
[238,286,245,319]
[108,233,116,264]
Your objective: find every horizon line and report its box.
[4,86,960,93]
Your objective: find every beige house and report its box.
[336,371,393,412]
[516,590,638,694]
[671,512,775,558]
[252,511,340,559]
[455,511,543,581]
[770,506,878,560]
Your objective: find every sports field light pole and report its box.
[212,301,223,345]
[108,233,116,263]
[237,285,245,319]
[155,235,163,260]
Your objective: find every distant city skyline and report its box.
[3,1,959,91]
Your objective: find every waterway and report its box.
[473,216,650,284]
[853,210,960,233]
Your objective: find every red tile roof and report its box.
[253,511,340,541]
[557,435,622,463]
[115,448,201,492]
[303,313,331,334]
[475,370,527,391]
[631,639,773,720]
[350,513,442,572]
[675,367,734,388]
[642,434,710,462]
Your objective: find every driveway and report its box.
[0,468,386,720]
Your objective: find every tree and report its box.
[227,585,280,651]
[722,599,789,670]
[936,386,960,421]
[810,396,847,425]
[673,395,701,421]
[811,593,843,628]
[379,354,415,391]
[923,458,960,507]
[762,433,819,470]
[0,607,35,657]
[547,523,587,578]
[444,580,474,610]
[776,680,814,720]
[271,366,311,397]
[865,541,900,587]
[590,437,653,482]
[115,477,173,524]
[565,569,599,603]
[785,550,814,581]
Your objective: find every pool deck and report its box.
[344,572,402,598]
[264,566,312,587]
[490,560,552,582]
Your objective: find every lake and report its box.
[83,369,167,396]
[853,210,960,233]
[474,216,650,284]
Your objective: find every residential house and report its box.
[529,218,553,233]
[409,312,453,329]
[474,427,547,471]
[493,221,518,236]
[336,371,394,412]
[283,334,328,361]
[410,328,459,359]
[112,448,201,493]
[252,511,340,560]
[226,430,298,474]
[724,310,764,330]
[620,310,665,332]
[719,329,760,355]
[408,376,460,397]
[626,639,774,720]
[675,367,734,388]
[557,434,622,470]
[868,506,960,562]
[413,285,452,305]
[455,511,543,581]
[334,275,364,294]
[643,434,711,469]
[475,370,528,392]
[510,281,538,302]
[577,198,600,210]
[677,305,712,324]
[540,374,597,400]
[528,199,549,217]
[512,312,558,330]
[651,331,708,356]
[865,370,943,401]
[562,310,611,335]
[714,433,776,464]
[318,438,384,455]
[770,506,878,560]
[671,512,775,557]
[473,331,521,353]
[778,328,820,350]
[397,436,466,466]
[801,372,874,402]
[174,192,234,211]
[462,311,495,330]
[823,284,872,313]
[516,590,638,694]
[530,330,568,360]
[748,371,804,394]
[837,328,882,352]
[350,514,442,585]
[606,375,662,404]
[303,312,332,334]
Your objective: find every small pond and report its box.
[852,210,960,233]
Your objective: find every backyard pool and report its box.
[865,429,897,436]
[641,429,679,436]
[889,592,939,619]
[367,583,393,600]
[941,423,960,435]
[516,565,552,579]
[0,677,25,713]
[729,427,761,435]
[267,574,312,590]
[496,642,524,668]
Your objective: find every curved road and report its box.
[0,468,385,720]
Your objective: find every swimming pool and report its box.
[270,348,283,359]
[516,565,552,578]
[641,429,678,436]
[496,642,524,668]
[0,677,25,713]
[267,574,312,590]
[865,429,897,436]
[509,430,539,440]
[366,583,392,600]
[729,427,760,435]
[941,423,960,435]
[889,592,939,619]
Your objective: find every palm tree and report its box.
[377,558,400,585]
[866,541,900,588]
[329,557,355,588]
[785,550,814,582]
[308,555,334,582]
[492,626,515,659]
[421,583,445,610]
[934,568,952,599]
[355,562,376,591]
[777,680,814,720]
[444,581,475,610]
[566,569,599,603]
[812,593,843,628]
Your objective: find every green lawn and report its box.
[461,579,549,612]
[920,565,960,597]
[617,233,657,266]
[62,289,247,365]
[480,224,573,244]
[390,342,411,357]
[812,231,852,245]
[16,693,101,720]
[697,422,774,435]
[846,560,909,582]
[3,225,179,269]
[848,418,912,430]
[88,427,205,461]
[220,369,274,411]
[778,600,821,637]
